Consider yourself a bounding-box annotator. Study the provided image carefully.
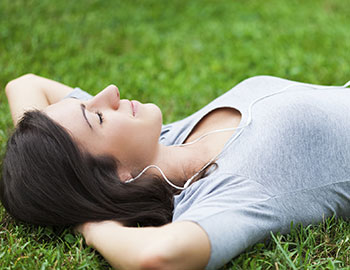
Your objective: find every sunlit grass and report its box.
[1,0,350,269]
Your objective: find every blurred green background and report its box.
[1,0,350,269]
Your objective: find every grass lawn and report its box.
[1,0,350,269]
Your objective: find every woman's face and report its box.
[44,85,163,179]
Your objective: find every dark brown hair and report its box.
[0,110,175,227]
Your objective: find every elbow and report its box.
[5,73,36,94]
[137,233,179,270]
[139,252,169,270]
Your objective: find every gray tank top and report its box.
[65,76,350,270]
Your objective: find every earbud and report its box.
[127,80,350,190]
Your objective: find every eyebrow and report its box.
[80,104,93,130]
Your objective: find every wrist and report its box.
[76,222,94,246]
[80,220,123,247]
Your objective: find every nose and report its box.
[88,85,120,110]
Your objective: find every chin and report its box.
[145,103,163,124]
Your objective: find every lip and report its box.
[131,100,138,116]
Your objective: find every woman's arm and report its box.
[5,73,74,126]
[79,220,211,270]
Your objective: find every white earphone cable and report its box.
[126,80,350,190]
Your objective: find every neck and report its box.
[134,140,213,187]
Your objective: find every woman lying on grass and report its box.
[1,73,350,270]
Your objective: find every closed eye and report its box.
[96,111,104,124]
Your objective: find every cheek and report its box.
[103,123,140,152]
[112,125,151,147]
[101,106,162,161]
[106,123,159,162]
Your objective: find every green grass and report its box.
[1,0,350,269]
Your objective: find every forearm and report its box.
[80,221,210,270]
[81,221,169,270]
[5,73,73,125]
